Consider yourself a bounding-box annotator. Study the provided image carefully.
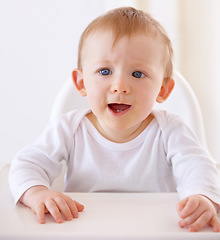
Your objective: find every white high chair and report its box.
[50,70,207,147]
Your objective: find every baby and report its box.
[9,7,220,232]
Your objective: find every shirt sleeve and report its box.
[9,114,74,204]
[161,111,220,205]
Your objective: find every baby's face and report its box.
[79,31,167,142]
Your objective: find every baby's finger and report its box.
[35,202,46,224]
[54,197,73,221]
[45,199,63,223]
[210,216,220,232]
[63,196,84,217]
[62,196,80,218]
[189,211,212,232]
[178,207,205,228]
[179,197,199,218]
[176,198,188,215]
[74,200,85,212]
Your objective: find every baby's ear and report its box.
[72,69,87,96]
[156,78,175,103]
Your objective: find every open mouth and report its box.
[108,103,131,113]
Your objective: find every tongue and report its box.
[109,104,130,113]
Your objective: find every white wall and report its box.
[178,0,220,162]
[0,0,135,163]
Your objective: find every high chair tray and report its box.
[1,163,220,240]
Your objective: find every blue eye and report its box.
[99,69,112,76]
[132,71,145,78]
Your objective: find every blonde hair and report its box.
[77,7,173,79]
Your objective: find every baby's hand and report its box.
[176,194,220,232]
[19,185,84,224]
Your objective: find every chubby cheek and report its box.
[86,89,106,113]
[139,85,159,103]
[84,78,109,107]
[136,88,160,113]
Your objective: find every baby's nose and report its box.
[111,77,130,94]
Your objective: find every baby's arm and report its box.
[176,195,220,232]
[20,186,84,224]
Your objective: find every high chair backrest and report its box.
[50,70,206,147]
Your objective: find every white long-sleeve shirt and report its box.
[9,109,220,204]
